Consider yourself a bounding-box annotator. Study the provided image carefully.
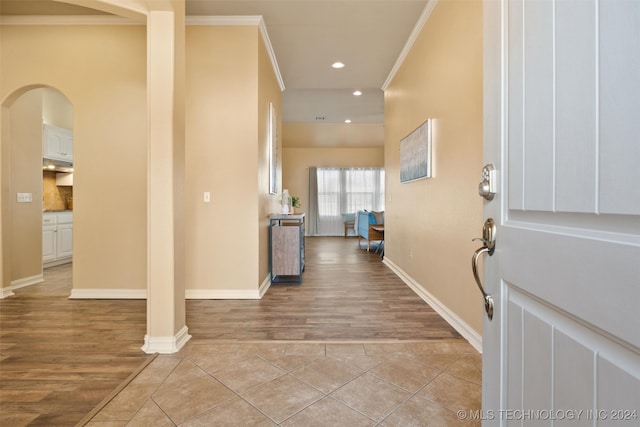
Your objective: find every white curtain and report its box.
[310,167,385,236]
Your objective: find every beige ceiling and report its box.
[1,0,430,147]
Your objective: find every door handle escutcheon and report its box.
[471,218,495,320]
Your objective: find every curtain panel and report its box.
[308,167,385,236]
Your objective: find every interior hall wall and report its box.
[384,0,484,334]
[257,33,283,289]
[185,25,263,293]
[1,24,148,292]
[282,146,384,222]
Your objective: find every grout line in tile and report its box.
[76,353,158,426]
[86,340,479,426]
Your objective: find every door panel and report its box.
[507,0,640,215]
[501,225,640,348]
[554,330,594,419]
[599,1,640,214]
[522,309,552,414]
[598,357,640,425]
[506,288,640,424]
[483,0,640,422]
[555,0,597,214]
[522,0,554,212]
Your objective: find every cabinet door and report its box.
[42,225,57,263]
[56,223,73,259]
[59,133,73,161]
[271,225,301,275]
[43,124,73,162]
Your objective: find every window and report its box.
[313,167,385,235]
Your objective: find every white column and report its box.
[141,2,189,354]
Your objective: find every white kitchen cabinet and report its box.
[42,212,73,267]
[42,223,57,264]
[56,223,73,259]
[43,124,73,163]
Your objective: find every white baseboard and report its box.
[141,325,191,354]
[187,276,270,299]
[43,258,71,269]
[2,273,45,299]
[186,289,261,299]
[383,257,483,353]
[259,274,271,298]
[1,288,16,299]
[10,274,44,288]
[69,288,147,299]
[184,289,260,299]
[70,286,267,300]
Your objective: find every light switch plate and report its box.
[17,193,33,203]
[203,192,211,203]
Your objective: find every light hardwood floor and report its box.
[1,237,475,426]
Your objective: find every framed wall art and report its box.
[400,118,432,183]
[269,102,278,194]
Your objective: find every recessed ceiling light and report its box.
[344,119,352,124]
[331,62,345,69]
[353,90,362,96]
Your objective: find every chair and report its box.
[356,210,384,251]
[342,213,356,238]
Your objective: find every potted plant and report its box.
[291,196,301,213]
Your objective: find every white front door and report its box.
[482,0,640,424]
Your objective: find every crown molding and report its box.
[186,15,261,26]
[187,15,285,91]
[0,15,136,25]
[382,0,439,91]
[0,14,285,92]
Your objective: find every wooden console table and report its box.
[269,214,305,284]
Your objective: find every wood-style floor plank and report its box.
[187,237,462,341]
[0,265,151,426]
[1,236,464,425]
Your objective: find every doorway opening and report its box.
[1,85,74,294]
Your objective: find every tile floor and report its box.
[85,340,481,426]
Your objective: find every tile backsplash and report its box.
[43,171,73,211]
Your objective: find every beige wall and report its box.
[282,146,384,220]
[185,25,282,293]
[258,33,284,287]
[1,24,148,292]
[2,22,281,296]
[384,0,484,334]
[7,90,43,282]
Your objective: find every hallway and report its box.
[1,237,480,425]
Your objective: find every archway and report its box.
[1,86,73,295]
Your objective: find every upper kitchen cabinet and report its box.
[43,124,73,162]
